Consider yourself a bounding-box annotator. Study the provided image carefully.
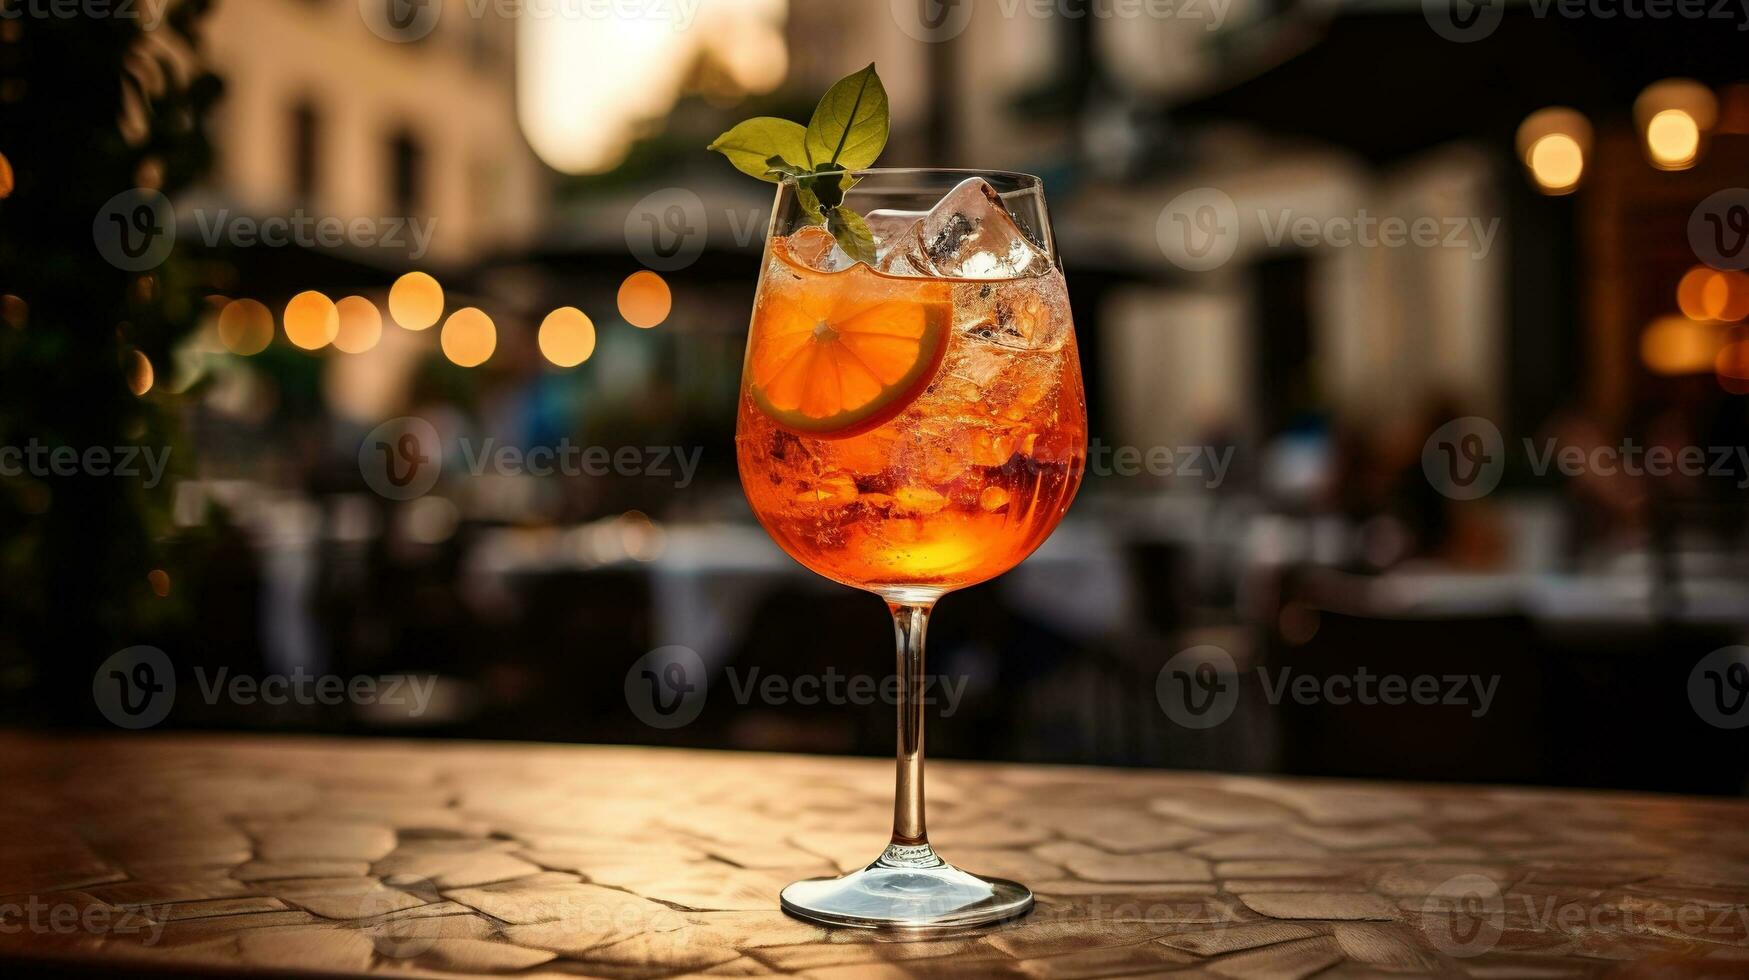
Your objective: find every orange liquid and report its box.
[737,243,1087,593]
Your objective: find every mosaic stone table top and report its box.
[0,732,1746,978]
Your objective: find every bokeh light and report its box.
[1716,333,1749,392]
[1528,136,1584,194]
[1,294,26,329]
[333,296,384,354]
[389,272,444,331]
[0,151,13,199]
[1645,109,1700,169]
[1635,79,1717,171]
[1516,108,1591,196]
[126,349,154,396]
[147,569,171,598]
[218,298,274,355]
[618,271,671,328]
[538,307,596,367]
[441,307,496,367]
[1676,267,1749,323]
[1641,315,1722,375]
[284,290,339,350]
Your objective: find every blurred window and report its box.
[388,129,424,216]
[290,100,321,203]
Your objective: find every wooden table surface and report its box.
[1,733,1747,978]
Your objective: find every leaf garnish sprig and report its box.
[708,64,888,266]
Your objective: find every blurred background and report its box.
[4,0,1749,796]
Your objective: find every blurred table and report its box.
[1,733,1747,978]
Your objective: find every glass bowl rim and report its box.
[775,167,1044,190]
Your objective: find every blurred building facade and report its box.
[203,0,547,264]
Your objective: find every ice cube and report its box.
[865,208,927,245]
[952,272,1071,352]
[930,178,1053,279]
[873,178,1051,280]
[780,225,852,272]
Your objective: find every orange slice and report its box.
[748,244,950,438]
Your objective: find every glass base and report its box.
[780,842,1033,930]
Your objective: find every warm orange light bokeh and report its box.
[1516,108,1591,196]
[618,271,672,328]
[389,272,445,331]
[126,349,154,396]
[333,296,384,354]
[538,307,596,367]
[0,151,13,199]
[441,307,496,367]
[218,298,274,355]
[284,291,340,350]
[1641,316,1723,375]
[1646,109,1700,169]
[1676,268,1749,323]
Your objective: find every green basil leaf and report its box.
[764,155,810,180]
[804,64,888,170]
[806,164,854,211]
[796,185,826,226]
[827,206,877,266]
[707,117,809,182]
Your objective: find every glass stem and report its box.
[888,600,933,849]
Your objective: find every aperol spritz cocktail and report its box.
[736,170,1085,929]
[736,240,1084,590]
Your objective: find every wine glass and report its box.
[735,169,1086,928]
